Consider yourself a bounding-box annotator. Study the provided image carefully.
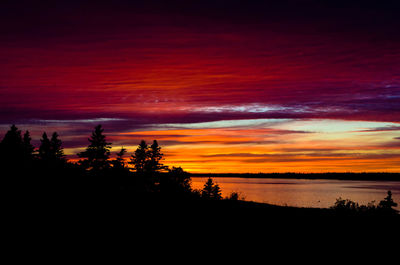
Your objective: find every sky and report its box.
[0,0,399,173]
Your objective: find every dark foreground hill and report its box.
[7,176,398,219]
[4,176,399,251]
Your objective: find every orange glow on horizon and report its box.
[57,124,400,174]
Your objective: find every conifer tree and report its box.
[22,130,35,164]
[22,131,35,156]
[129,140,148,173]
[0,125,23,167]
[201,177,222,200]
[146,140,166,173]
[38,132,51,162]
[39,132,65,165]
[0,126,36,170]
[378,190,398,213]
[50,132,65,161]
[0,124,23,151]
[78,125,112,172]
[113,147,127,169]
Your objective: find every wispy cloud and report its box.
[36,118,126,124]
[354,126,400,132]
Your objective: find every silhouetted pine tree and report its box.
[22,131,35,156]
[378,190,398,214]
[50,132,65,162]
[201,177,222,200]
[112,147,127,169]
[78,125,112,172]
[0,125,23,169]
[39,131,65,165]
[22,130,35,166]
[130,140,148,173]
[38,132,51,162]
[146,140,166,173]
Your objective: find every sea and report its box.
[191,176,400,209]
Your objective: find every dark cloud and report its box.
[376,140,400,149]
[200,151,400,162]
[242,153,400,164]
[354,126,400,132]
[202,152,356,159]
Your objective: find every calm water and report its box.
[191,177,400,209]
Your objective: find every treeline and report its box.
[0,124,228,201]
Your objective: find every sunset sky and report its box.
[1,0,399,173]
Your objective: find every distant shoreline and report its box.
[189,172,400,181]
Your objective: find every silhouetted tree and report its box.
[22,130,35,162]
[201,177,222,200]
[378,190,398,214]
[146,140,166,173]
[129,140,148,173]
[130,140,167,174]
[78,125,112,172]
[112,147,127,169]
[226,191,245,201]
[330,197,359,214]
[38,132,51,162]
[38,131,67,175]
[0,125,23,169]
[1,125,22,146]
[0,125,22,151]
[160,166,192,194]
[50,132,65,162]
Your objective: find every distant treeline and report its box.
[190,172,400,181]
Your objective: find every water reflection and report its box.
[191,177,400,209]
